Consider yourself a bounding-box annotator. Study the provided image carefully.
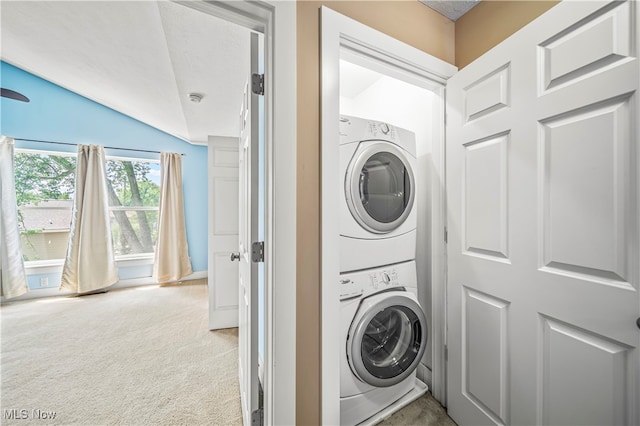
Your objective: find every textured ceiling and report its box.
[419,0,480,21]
[0,1,250,144]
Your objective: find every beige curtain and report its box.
[0,136,29,298]
[60,145,118,293]
[153,152,192,282]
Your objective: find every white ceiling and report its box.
[0,1,250,145]
[340,60,384,99]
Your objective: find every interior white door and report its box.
[208,137,240,330]
[238,32,260,426]
[446,1,639,425]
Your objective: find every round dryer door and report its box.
[348,292,427,388]
[346,142,415,234]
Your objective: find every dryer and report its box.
[339,115,417,272]
[340,260,427,425]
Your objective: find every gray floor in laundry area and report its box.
[378,391,457,426]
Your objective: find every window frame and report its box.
[105,154,160,259]
[15,148,161,271]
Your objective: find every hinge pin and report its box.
[252,73,264,96]
[252,241,264,263]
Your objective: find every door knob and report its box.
[637,317,640,330]
[230,252,240,261]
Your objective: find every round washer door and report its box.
[348,292,427,388]
[346,142,415,234]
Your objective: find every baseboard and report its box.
[417,363,432,389]
[181,270,208,281]
[117,270,208,288]
[1,271,208,303]
[362,378,428,426]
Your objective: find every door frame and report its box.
[178,1,296,425]
[320,7,456,423]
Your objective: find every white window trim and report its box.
[110,206,158,211]
[24,254,154,275]
[16,148,77,157]
[16,148,160,267]
[104,154,160,163]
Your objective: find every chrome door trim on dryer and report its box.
[348,291,427,388]
[345,141,416,234]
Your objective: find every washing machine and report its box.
[340,260,427,425]
[339,115,417,273]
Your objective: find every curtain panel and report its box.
[0,136,29,298]
[153,152,192,282]
[60,145,118,293]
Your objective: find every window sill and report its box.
[114,254,155,267]
[25,255,154,275]
[24,260,64,275]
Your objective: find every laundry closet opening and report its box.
[339,57,437,380]
[320,9,456,423]
[328,32,453,424]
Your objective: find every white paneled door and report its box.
[446,1,639,425]
[208,137,240,330]
[238,32,260,426]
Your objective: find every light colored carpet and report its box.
[1,282,242,426]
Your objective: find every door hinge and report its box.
[444,344,448,361]
[252,241,264,263]
[251,408,263,426]
[252,73,264,96]
[443,88,448,126]
[444,227,448,243]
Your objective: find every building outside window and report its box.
[15,149,160,264]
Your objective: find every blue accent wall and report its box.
[1,61,208,286]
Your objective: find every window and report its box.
[15,150,160,263]
[15,151,76,262]
[106,158,160,257]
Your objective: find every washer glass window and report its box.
[360,305,422,380]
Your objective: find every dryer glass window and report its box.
[359,152,411,224]
[361,305,422,379]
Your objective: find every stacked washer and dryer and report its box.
[339,115,428,425]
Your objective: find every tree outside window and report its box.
[106,159,160,256]
[15,150,160,262]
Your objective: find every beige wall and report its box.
[296,2,454,424]
[455,0,560,68]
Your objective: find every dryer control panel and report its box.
[339,114,417,157]
[367,269,399,290]
[339,260,417,300]
[368,121,398,140]
[339,115,402,144]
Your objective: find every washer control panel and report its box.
[367,269,399,291]
[339,260,416,300]
[338,277,363,301]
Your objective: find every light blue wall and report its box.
[1,61,208,288]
